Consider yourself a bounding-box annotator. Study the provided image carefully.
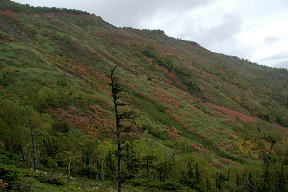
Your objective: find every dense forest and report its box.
[0,0,288,191]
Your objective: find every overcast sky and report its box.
[14,0,288,67]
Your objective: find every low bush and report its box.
[0,165,21,183]
[130,178,147,186]
[10,180,31,192]
[145,180,182,191]
[75,167,100,179]
[36,174,65,186]
[39,157,58,168]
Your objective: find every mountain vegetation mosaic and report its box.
[0,0,288,191]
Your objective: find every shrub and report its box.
[142,45,157,59]
[130,178,147,186]
[36,174,65,186]
[52,121,70,134]
[145,181,182,191]
[184,80,200,93]
[0,30,9,40]
[159,181,182,190]
[39,157,58,168]
[0,165,21,184]
[75,167,100,179]
[10,180,31,192]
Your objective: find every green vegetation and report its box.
[0,0,92,15]
[0,0,288,191]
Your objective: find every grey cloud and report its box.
[258,53,288,67]
[200,15,242,46]
[179,15,242,43]
[273,60,288,69]
[108,0,216,27]
[47,0,217,27]
[264,36,279,46]
[259,53,288,61]
[16,0,219,27]
[177,14,248,57]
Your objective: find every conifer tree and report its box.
[110,66,136,192]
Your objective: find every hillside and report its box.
[1,0,288,191]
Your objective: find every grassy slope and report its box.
[1,0,288,190]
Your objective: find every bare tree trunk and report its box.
[146,158,149,175]
[29,117,36,171]
[263,141,275,192]
[101,160,104,180]
[115,96,122,192]
[68,155,72,177]
[111,66,122,192]
[117,140,122,192]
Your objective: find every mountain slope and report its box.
[1,0,288,191]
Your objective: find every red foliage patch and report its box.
[98,87,110,96]
[153,44,180,57]
[46,106,114,139]
[180,60,219,82]
[164,71,182,87]
[212,161,223,168]
[202,71,219,81]
[42,12,97,19]
[87,67,109,83]
[189,143,210,154]
[77,14,98,19]
[143,57,153,65]
[111,32,142,41]
[151,88,182,108]
[166,127,180,139]
[105,33,142,48]
[91,52,103,61]
[75,65,87,73]
[0,10,18,18]
[269,122,288,131]
[219,157,232,165]
[166,130,178,139]
[89,105,109,116]
[187,64,202,73]
[110,37,130,47]
[210,103,256,122]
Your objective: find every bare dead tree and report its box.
[263,135,276,192]
[110,66,135,192]
[29,115,36,171]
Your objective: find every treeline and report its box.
[0,0,92,15]
[0,98,288,191]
